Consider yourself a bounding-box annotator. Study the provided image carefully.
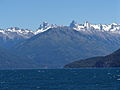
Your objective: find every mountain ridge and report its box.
[0,21,120,68]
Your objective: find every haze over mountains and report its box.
[0,21,120,68]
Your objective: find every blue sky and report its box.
[0,0,120,30]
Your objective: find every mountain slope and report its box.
[14,26,120,68]
[64,49,120,68]
[0,27,34,48]
[0,46,41,69]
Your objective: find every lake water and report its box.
[0,68,120,90]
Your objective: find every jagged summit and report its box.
[70,20,77,28]
[35,22,57,34]
[0,27,34,39]
[38,22,49,30]
[0,21,120,41]
[69,21,120,33]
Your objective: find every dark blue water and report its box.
[0,68,120,90]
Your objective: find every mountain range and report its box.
[0,21,120,68]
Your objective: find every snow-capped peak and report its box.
[112,23,118,25]
[35,22,57,34]
[7,27,33,34]
[0,21,120,41]
[0,27,34,40]
[69,21,120,34]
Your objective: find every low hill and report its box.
[64,49,120,68]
